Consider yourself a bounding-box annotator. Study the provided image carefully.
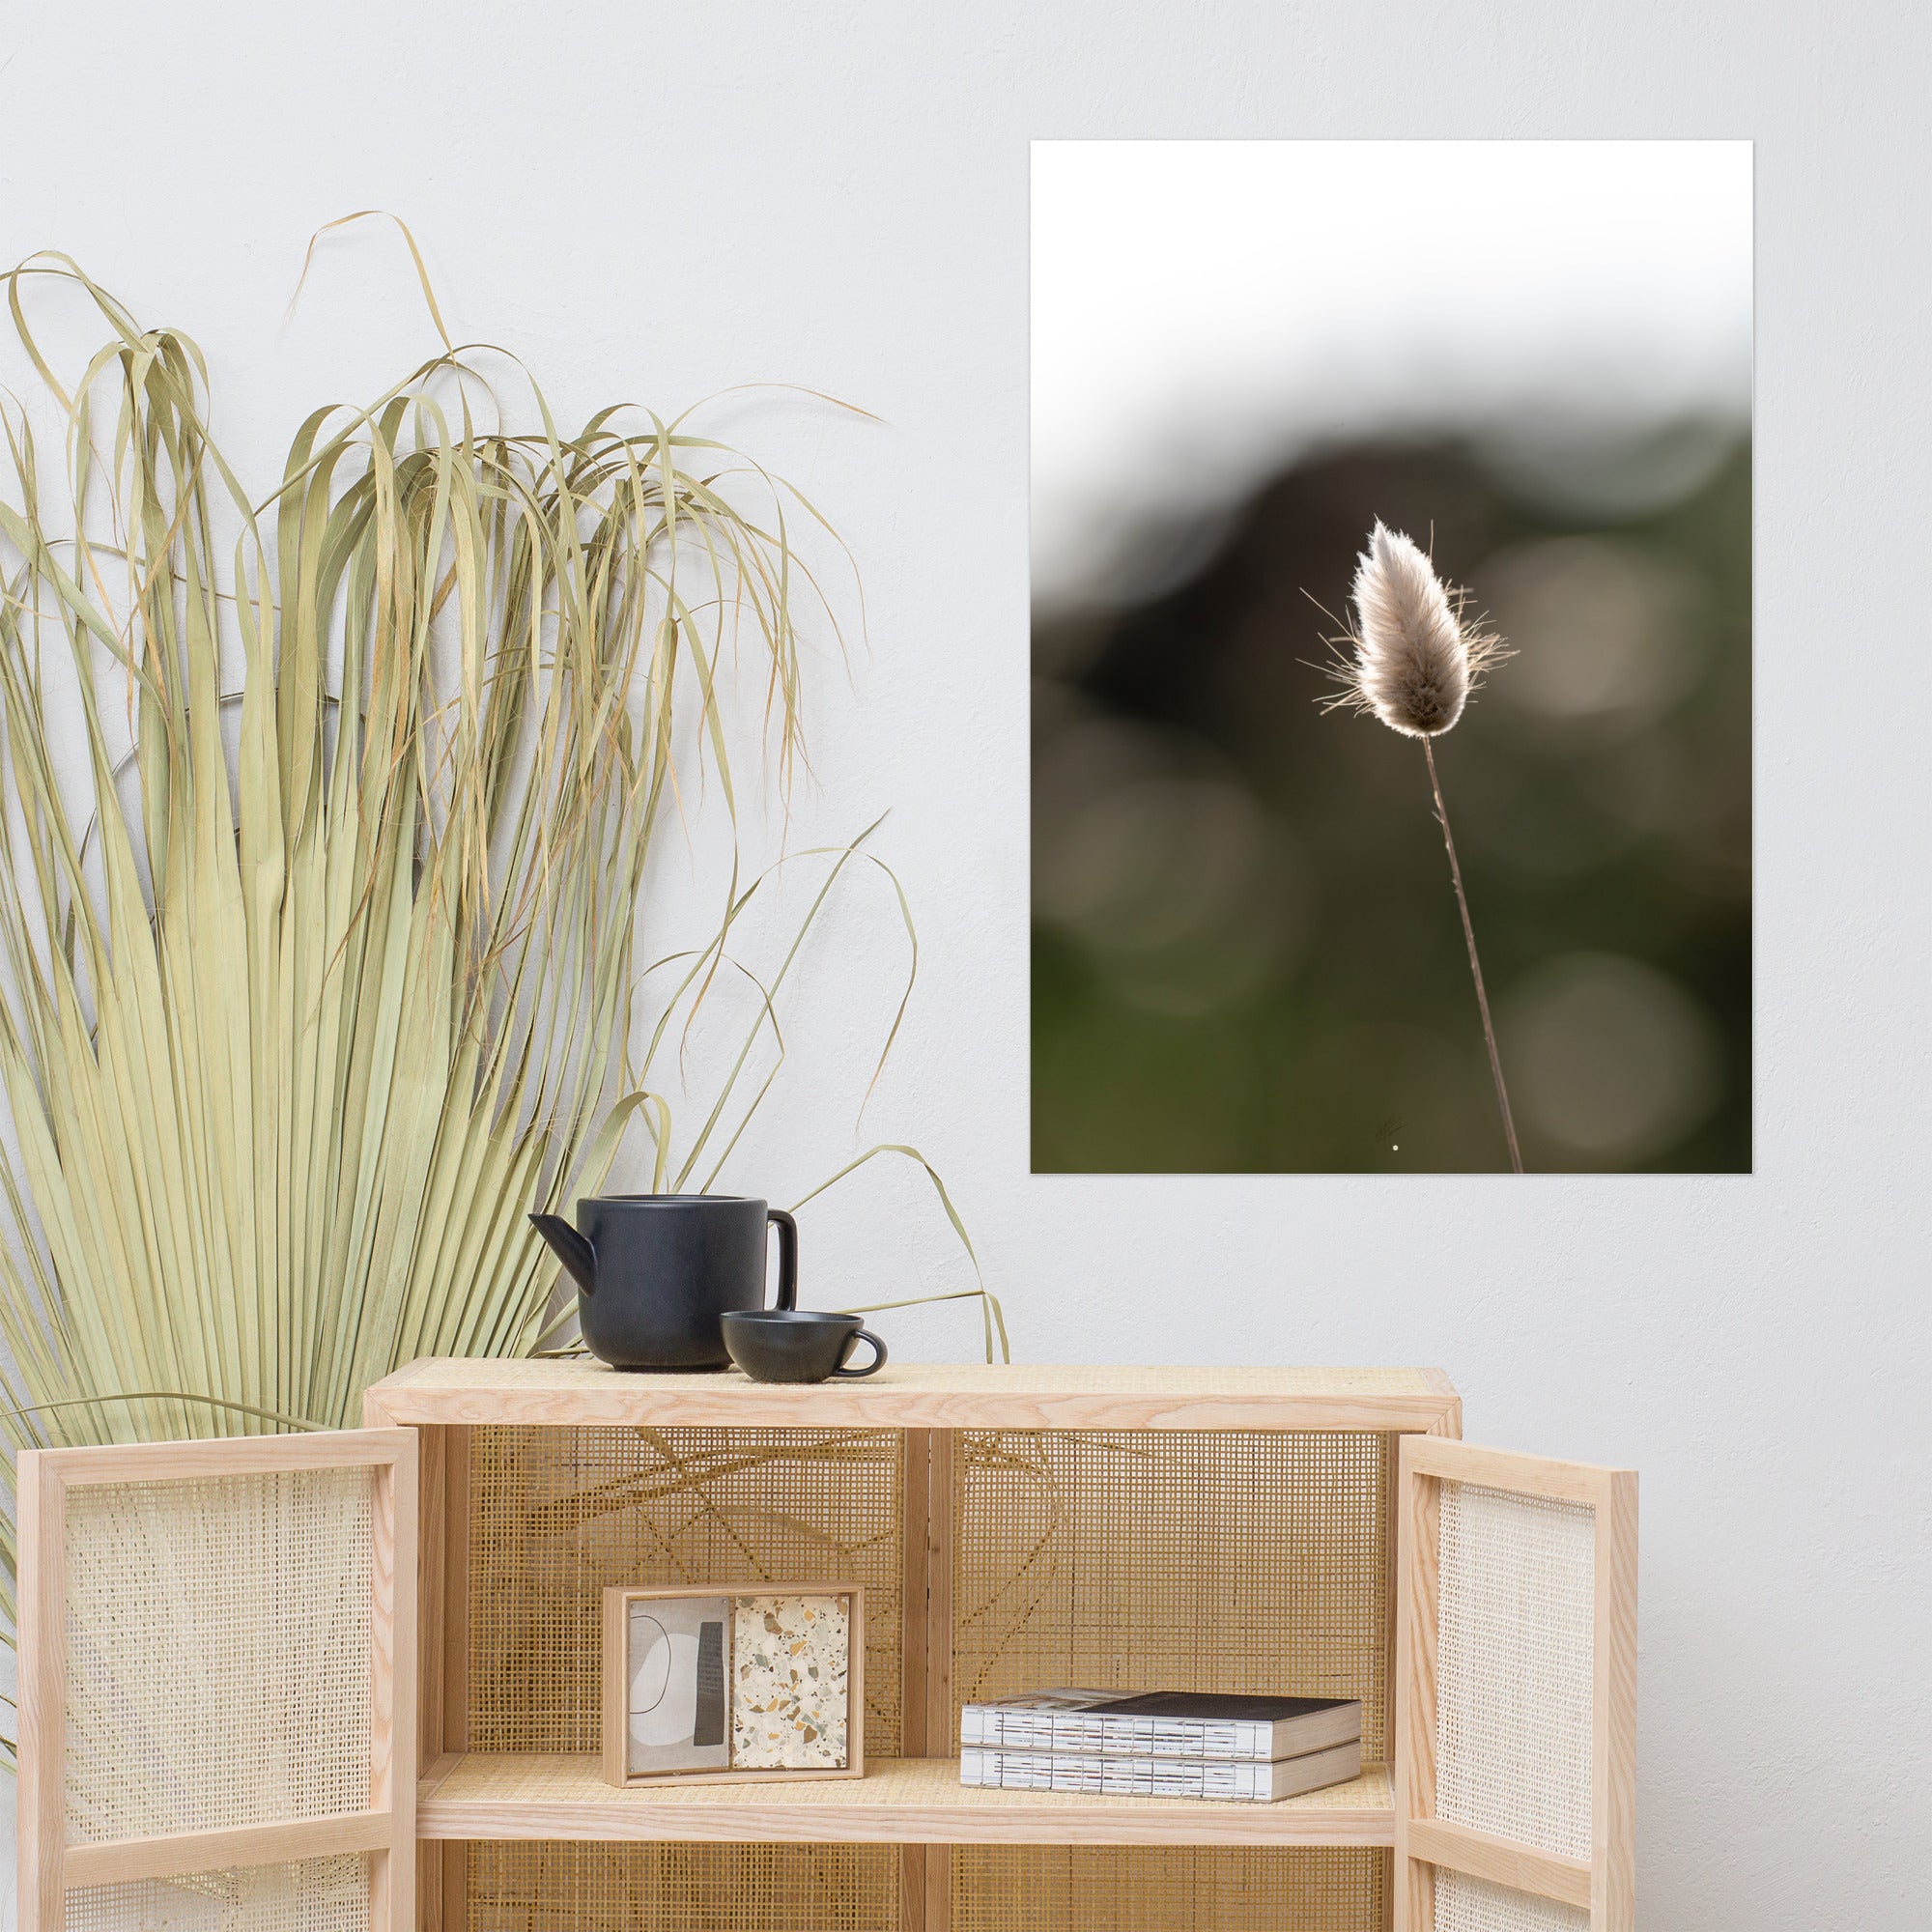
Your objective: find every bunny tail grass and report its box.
[1328,521,1507,737]
[1318,521,1522,1170]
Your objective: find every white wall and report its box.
[4,3,1926,1925]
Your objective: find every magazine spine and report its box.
[959,1709,1272,1760]
[958,1747,1277,1802]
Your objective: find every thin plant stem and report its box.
[1421,735,1523,1174]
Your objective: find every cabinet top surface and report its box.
[364,1357,1460,1431]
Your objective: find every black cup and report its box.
[721,1310,888,1383]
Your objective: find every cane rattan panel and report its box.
[468,1426,903,1757]
[63,1469,376,1841]
[466,1841,897,1932]
[952,1846,1387,1931]
[1435,1482,1595,1861]
[63,1856,371,1932]
[952,1430,1393,1758]
[1434,1870,1590,1932]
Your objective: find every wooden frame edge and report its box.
[925,1430,956,1760]
[365,1397,467,1932]
[40,1428,413,1486]
[63,1810,391,1889]
[374,1430,418,1932]
[414,1762,1397,1846]
[355,1378,1463,1436]
[900,1430,931,1763]
[1393,1432,1439,1932]
[17,1451,66,1932]
[1595,1469,1639,1932]
[1402,1435,1629,1507]
[601,1586,630,1786]
[901,1425,954,1932]
[1406,1817,1592,1910]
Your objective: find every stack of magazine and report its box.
[958,1689,1362,1804]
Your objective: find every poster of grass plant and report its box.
[1031,140,1752,1173]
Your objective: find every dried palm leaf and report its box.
[0,239,1000,1765]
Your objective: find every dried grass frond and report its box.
[0,242,1001,1761]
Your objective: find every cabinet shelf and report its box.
[415,1752,1395,1848]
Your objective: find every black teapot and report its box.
[529,1194,797,1371]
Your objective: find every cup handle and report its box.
[767,1208,798,1311]
[832,1328,887,1378]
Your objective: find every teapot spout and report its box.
[529,1212,598,1296]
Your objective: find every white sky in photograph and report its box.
[1032,140,1754,606]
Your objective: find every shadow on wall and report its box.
[1032,425,1751,1174]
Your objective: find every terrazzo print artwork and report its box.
[730,1594,851,1769]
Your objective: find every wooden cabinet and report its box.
[16,1363,1634,1932]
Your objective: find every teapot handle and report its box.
[767,1208,798,1311]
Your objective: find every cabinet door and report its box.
[1395,1437,1636,1932]
[16,1429,417,1932]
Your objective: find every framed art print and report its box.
[1031,140,1752,1175]
[611,1590,732,1776]
[601,1583,865,1787]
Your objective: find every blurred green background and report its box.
[1032,428,1751,1173]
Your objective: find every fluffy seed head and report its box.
[1330,522,1506,738]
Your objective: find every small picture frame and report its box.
[601,1583,866,1787]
